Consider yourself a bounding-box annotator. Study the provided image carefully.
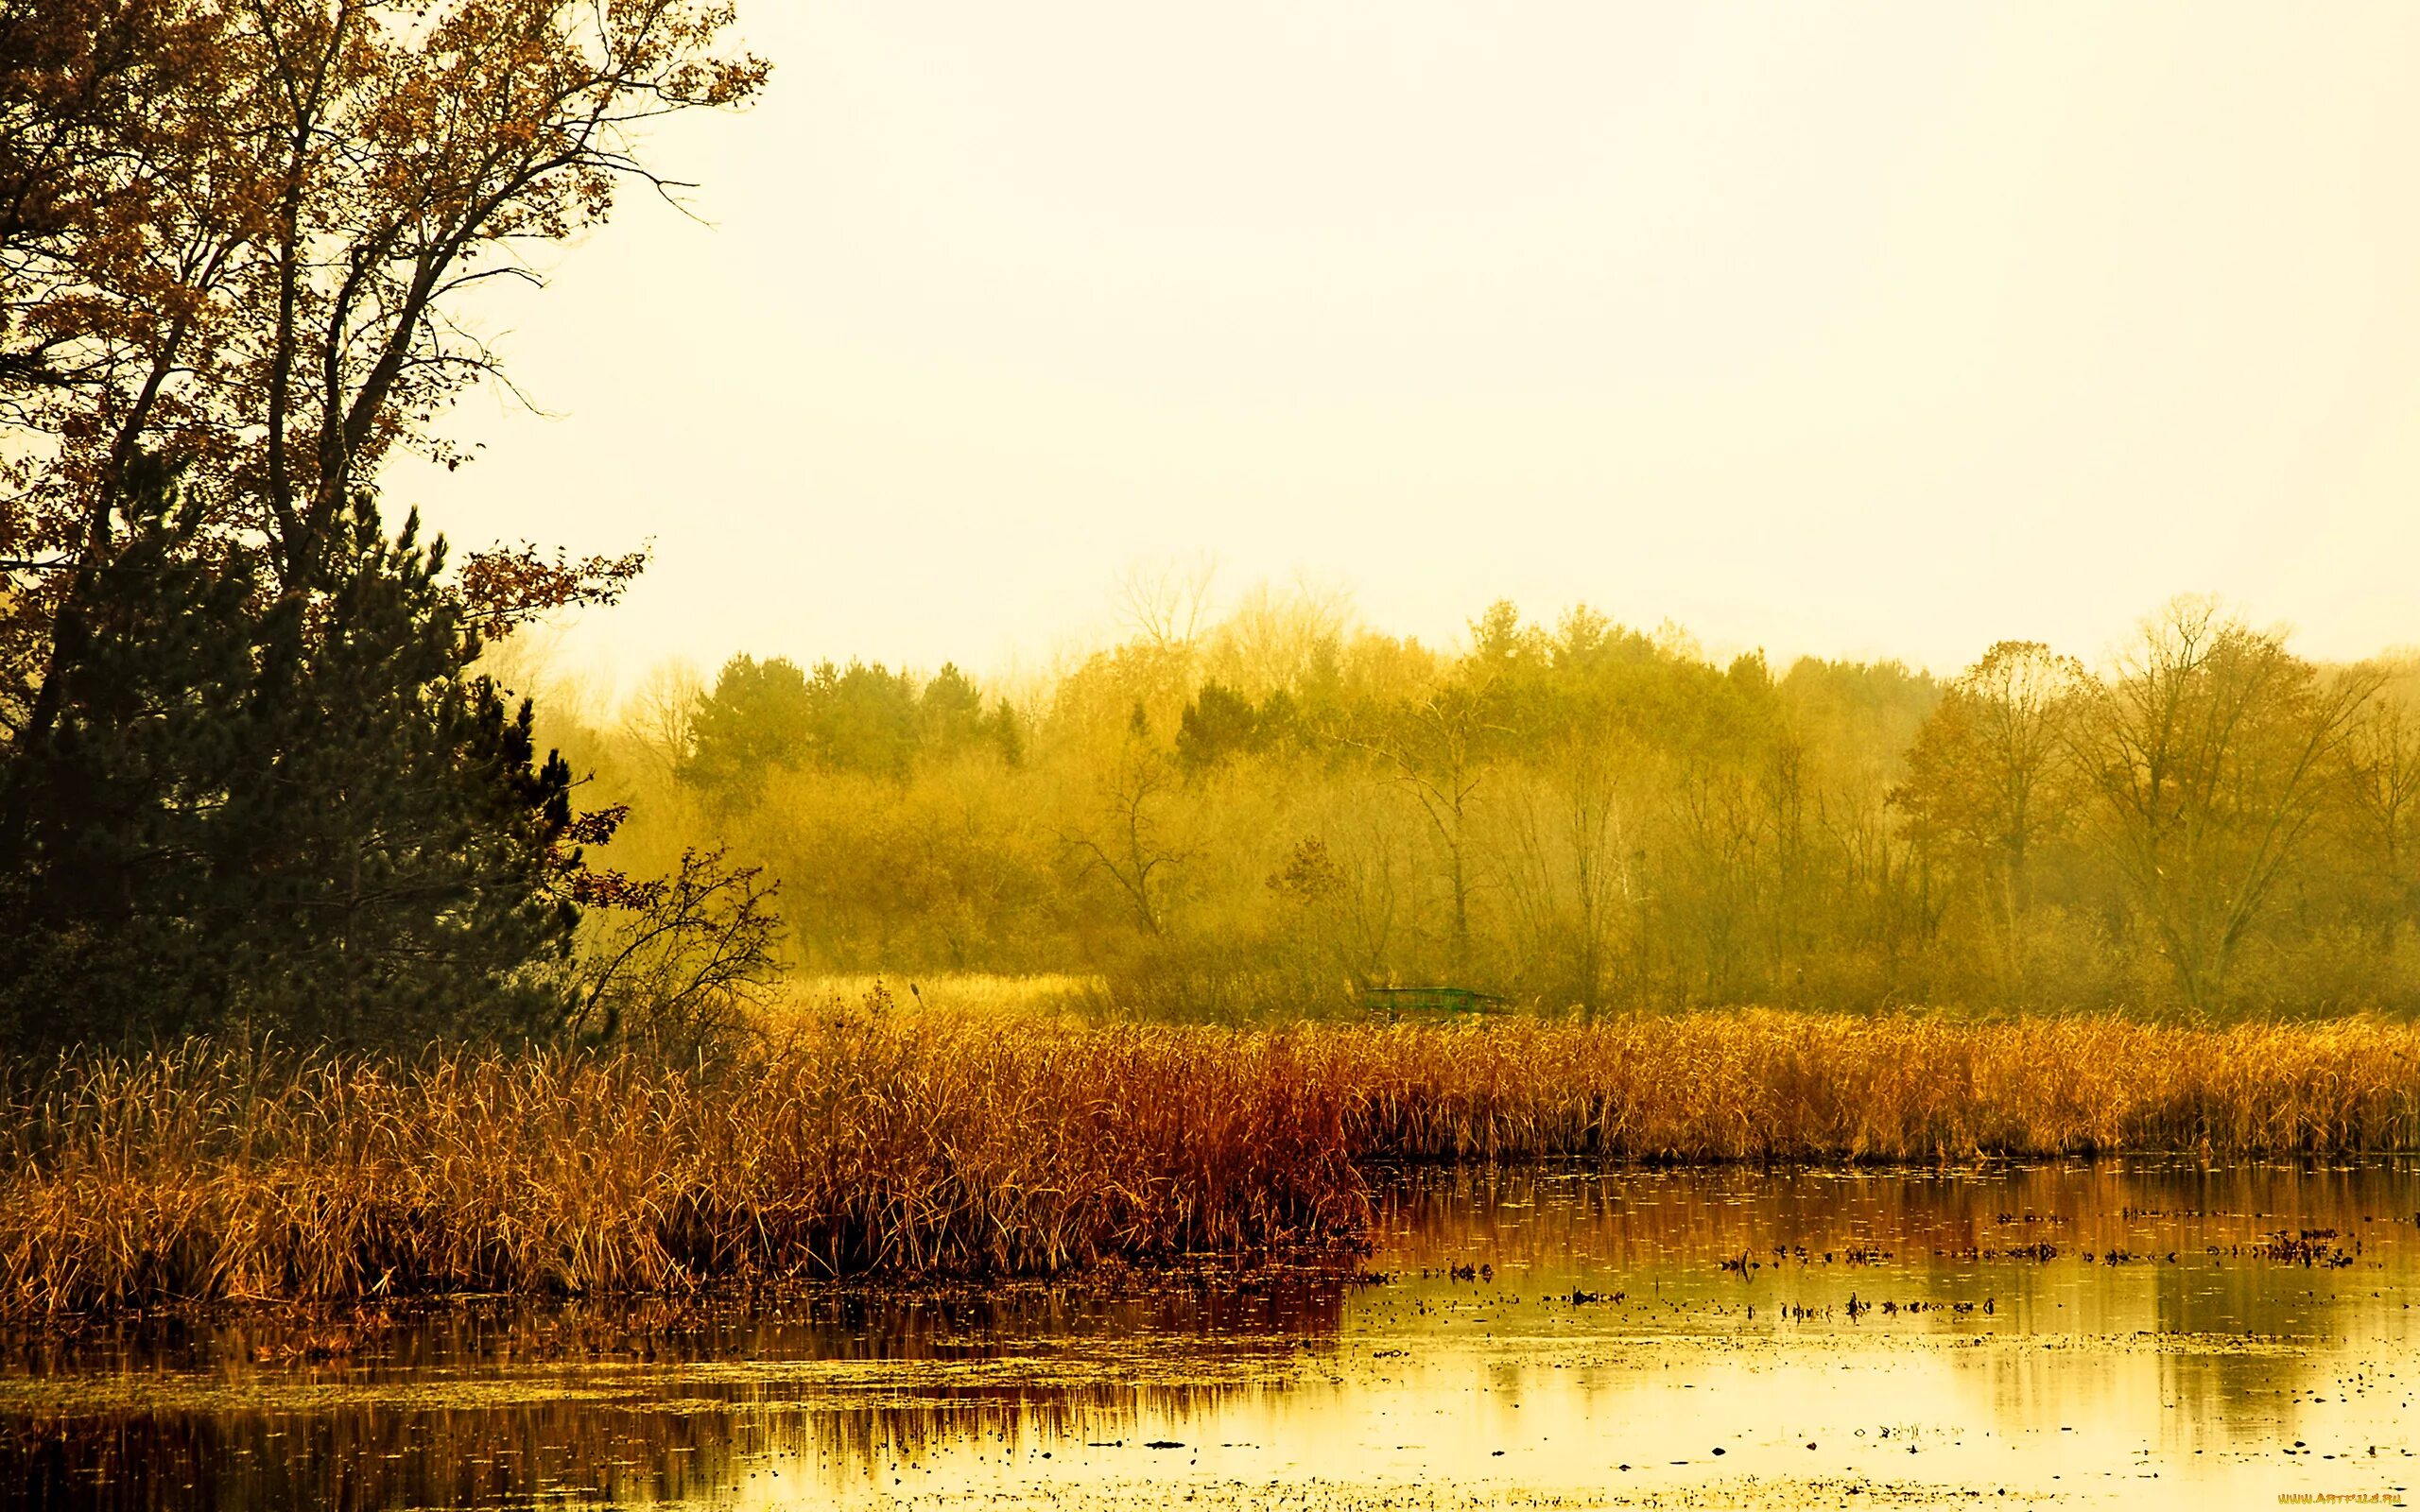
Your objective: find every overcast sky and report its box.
[389,1,2420,696]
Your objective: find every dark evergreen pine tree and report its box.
[1176,680,1261,771]
[0,470,580,1050]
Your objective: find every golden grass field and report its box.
[4,994,2417,1316]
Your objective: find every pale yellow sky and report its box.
[391,1,2420,692]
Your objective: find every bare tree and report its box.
[1893,640,2086,985]
[1062,740,1190,936]
[569,846,782,1051]
[1500,719,1632,1012]
[622,655,703,782]
[1203,574,1353,696]
[1349,680,1499,975]
[2329,665,2420,936]
[1268,805,1409,999]
[1112,551,1219,653]
[2071,598,2378,1011]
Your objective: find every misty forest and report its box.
[555,586,2420,1025]
[6,0,2413,1060]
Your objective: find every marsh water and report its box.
[5,1160,2417,1509]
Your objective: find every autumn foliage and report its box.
[0,1,769,1052]
[4,0,765,741]
[577,590,2420,1020]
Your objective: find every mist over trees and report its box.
[566,590,2420,1019]
[6,2,2414,1051]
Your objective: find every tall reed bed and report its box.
[0,1012,1365,1317]
[1327,1011,2420,1161]
[3,1008,2416,1315]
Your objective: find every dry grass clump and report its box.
[1328,1011,2420,1162]
[4,1006,2415,1317]
[0,1009,1364,1317]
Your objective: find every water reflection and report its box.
[5,1158,2416,1508]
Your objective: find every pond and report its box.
[5,1159,2416,1508]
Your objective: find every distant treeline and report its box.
[566,591,2420,1018]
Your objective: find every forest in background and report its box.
[9,0,2416,1052]
[541,580,2420,1022]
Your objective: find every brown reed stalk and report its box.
[3,1008,2414,1316]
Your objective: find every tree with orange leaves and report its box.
[1,0,766,747]
[0,0,769,1045]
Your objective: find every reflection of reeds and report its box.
[2,1387,751,1508]
[0,1374,1268,1507]
[5,1009,2416,1314]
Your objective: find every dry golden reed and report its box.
[0,1010,1364,1317]
[1328,1011,2420,1162]
[3,1008,2415,1316]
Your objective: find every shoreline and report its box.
[9,1145,2418,1332]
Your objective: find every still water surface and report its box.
[5,1160,2417,1508]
